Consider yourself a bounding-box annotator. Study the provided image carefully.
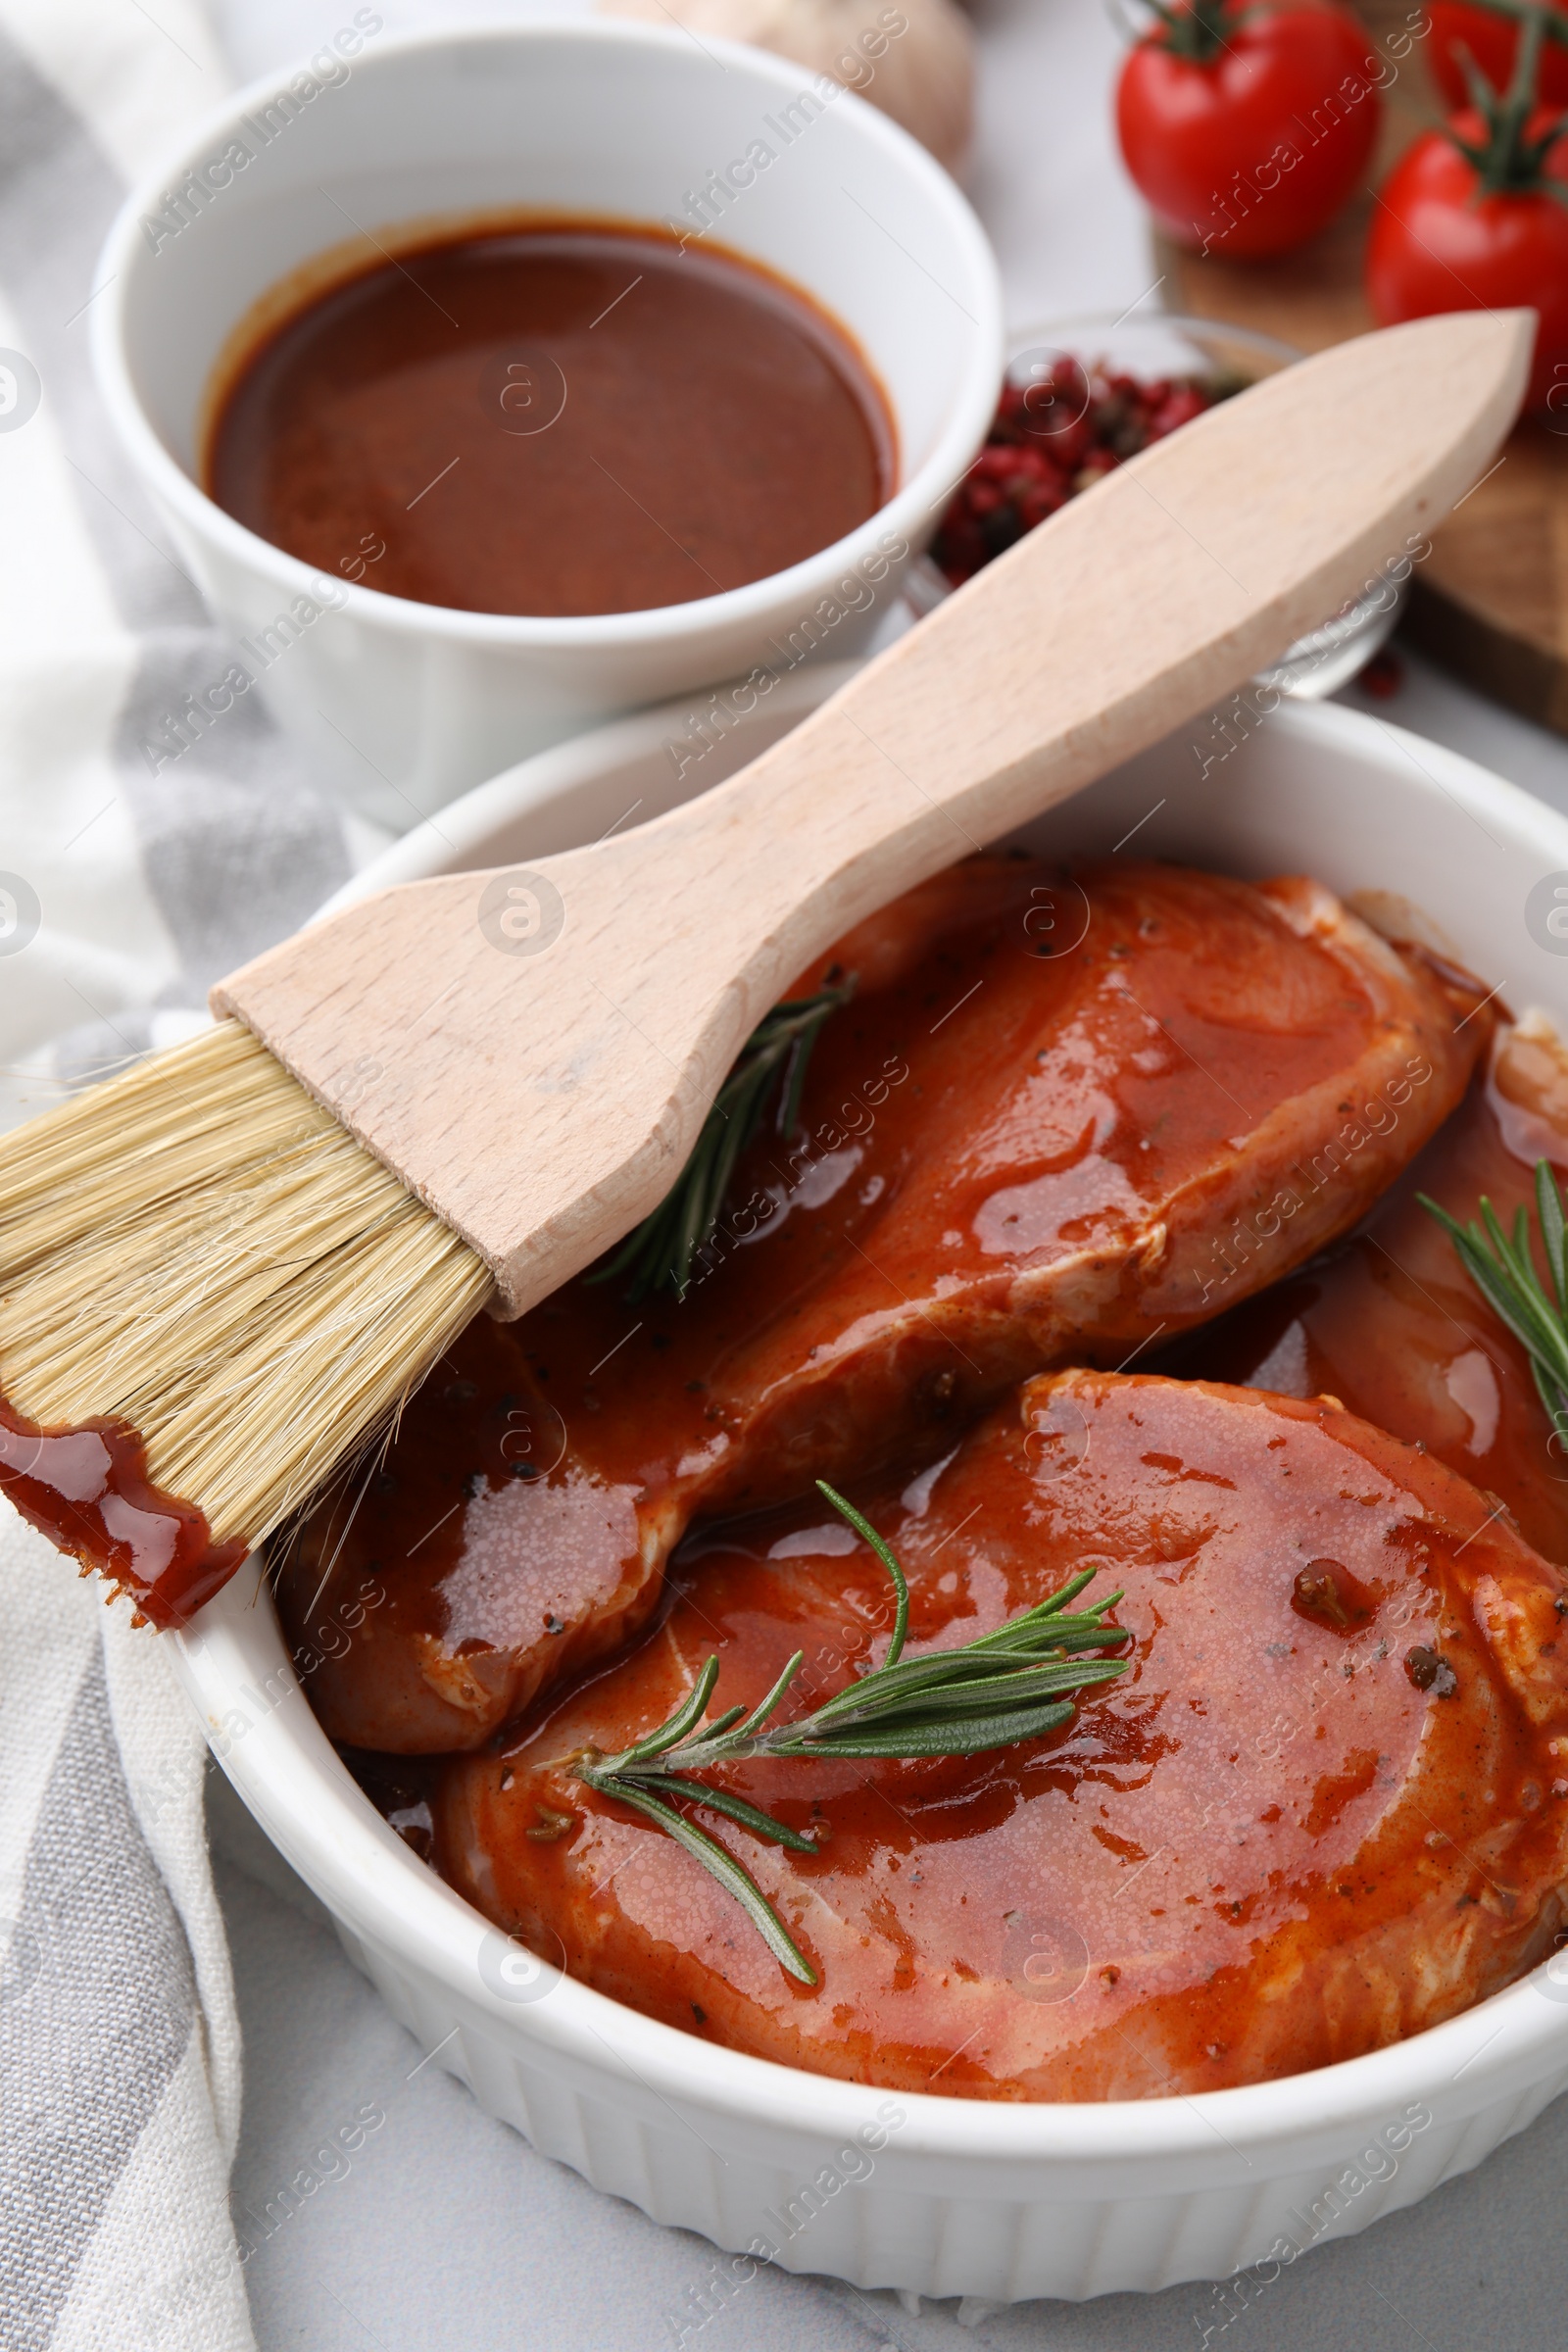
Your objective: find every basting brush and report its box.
[0,314,1531,1626]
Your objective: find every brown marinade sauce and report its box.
[0,1391,244,1628]
[206,220,895,618]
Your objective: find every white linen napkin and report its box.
[0,2,355,2341]
[0,1515,251,2351]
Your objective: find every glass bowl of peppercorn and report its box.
[911,313,1404,700]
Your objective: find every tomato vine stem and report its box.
[1132,0,1255,66]
[1448,3,1568,199]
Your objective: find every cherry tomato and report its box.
[1115,1,1382,260]
[1366,111,1568,416]
[1428,3,1568,111]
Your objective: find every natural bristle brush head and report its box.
[0,1020,490,1624]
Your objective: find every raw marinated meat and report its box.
[280,858,1489,1751]
[436,1370,1568,2097]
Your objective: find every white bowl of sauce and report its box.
[92,22,1002,826]
[172,673,1568,2304]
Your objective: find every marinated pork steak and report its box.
[278,858,1489,1751]
[436,1370,1568,2099]
[1180,1017,1568,1565]
[281,1314,685,1752]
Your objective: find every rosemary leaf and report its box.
[734,1649,807,1740]
[589,977,856,1303]
[790,1638,1123,1736]
[816,1481,908,1666]
[1426,1194,1568,1377]
[1538,1159,1568,1314]
[789,1652,1130,1737]
[1423,1162,1568,1446]
[570,1480,1130,1979]
[770,1698,1080,1761]
[590,1775,816,1984]
[613,1653,723,1764]
[640,1775,820,1853]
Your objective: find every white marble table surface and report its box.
[201,2,1568,2343]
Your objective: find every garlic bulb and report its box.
[598,0,975,175]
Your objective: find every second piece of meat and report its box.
[1179,1014,1568,1564]
[436,1368,1568,2096]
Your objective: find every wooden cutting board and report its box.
[1155,0,1568,734]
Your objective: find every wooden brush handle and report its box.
[215,312,1532,1314]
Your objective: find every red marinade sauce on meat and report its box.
[1174,1019,1568,1564]
[0,1391,244,1627]
[433,1370,1568,2097]
[281,856,1491,1756]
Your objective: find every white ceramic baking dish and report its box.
[173,673,1568,2303]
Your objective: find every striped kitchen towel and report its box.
[0,1,355,2342]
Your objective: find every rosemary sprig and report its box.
[1421,1158,1568,1449]
[588,976,856,1304]
[570,1482,1131,1984]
